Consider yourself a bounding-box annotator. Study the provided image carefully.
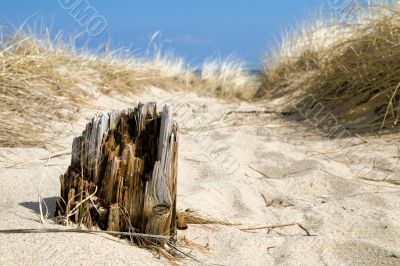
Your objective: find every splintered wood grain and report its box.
[55,102,178,242]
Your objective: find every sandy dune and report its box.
[1,87,400,265]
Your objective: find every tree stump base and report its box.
[55,102,178,243]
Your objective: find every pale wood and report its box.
[55,102,178,242]
[107,204,120,232]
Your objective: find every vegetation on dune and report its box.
[0,27,260,147]
[258,4,400,132]
[4,2,400,148]
[259,3,400,132]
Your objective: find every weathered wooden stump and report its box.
[55,102,178,243]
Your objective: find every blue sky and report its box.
[0,0,370,68]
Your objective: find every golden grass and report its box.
[201,56,261,99]
[0,26,260,147]
[0,31,84,147]
[259,3,400,132]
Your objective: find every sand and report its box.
[1,87,400,265]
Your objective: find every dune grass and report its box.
[201,56,261,99]
[259,3,400,133]
[7,2,400,148]
[0,27,260,147]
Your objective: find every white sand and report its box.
[1,87,400,265]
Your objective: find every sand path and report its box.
[1,87,399,265]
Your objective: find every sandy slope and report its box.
[1,87,400,265]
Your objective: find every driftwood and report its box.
[55,102,179,243]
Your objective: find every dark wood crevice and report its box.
[55,102,178,243]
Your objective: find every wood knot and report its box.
[152,204,170,215]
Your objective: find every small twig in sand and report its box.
[184,157,207,163]
[297,224,314,236]
[354,133,370,143]
[260,193,269,206]
[248,165,271,178]
[4,150,71,169]
[317,190,400,202]
[260,193,294,208]
[0,228,170,240]
[167,243,202,263]
[39,150,71,160]
[220,110,281,121]
[240,222,316,236]
[154,246,178,265]
[178,236,210,254]
[241,222,298,232]
[321,168,400,189]
[358,176,400,186]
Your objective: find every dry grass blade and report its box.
[177,211,239,226]
[177,235,210,254]
[38,154,50,223]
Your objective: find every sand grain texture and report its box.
[1,87,400,265]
